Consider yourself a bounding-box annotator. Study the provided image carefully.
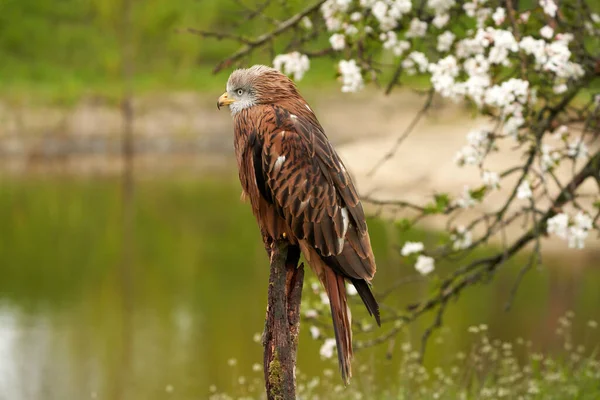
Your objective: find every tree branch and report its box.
[211,0,327,73]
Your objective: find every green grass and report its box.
[211,313,600,399]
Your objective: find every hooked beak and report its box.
[217,92,235,110]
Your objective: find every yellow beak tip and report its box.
[217,92,234,110]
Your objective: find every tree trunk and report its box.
[262,238,304,400]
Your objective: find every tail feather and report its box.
[350,278,381,326]
[323,267,353,384]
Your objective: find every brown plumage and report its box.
[218,65,380,384]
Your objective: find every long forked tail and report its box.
[322,267,353,384]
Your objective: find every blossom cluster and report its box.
[547,211,594,249]
[267,0,598,279]
[272,52,310,81]
[401,241,435,275]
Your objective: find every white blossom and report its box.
[344,24,358,36]
[406,18,428,38]
[320,338,337,359]
[519,36,546,63]
[437,31,456,52]
[401,241,425,256]
[310,326,321,339]
[320,0,348,31]
[451,226,473,250]
[329,33,346,50]
[482,170,500,189]
[552,125,569,138]
[372,1,389,21]
[456,185,476,208]
[519,33,585,80]
[463,1,477,18]
[574,211,593,230]
[568,227,588,249]
[338,59,364,92]
[568,212,593,249]
[427,0,455,14]
[390,0,412,17]
[484,78,529,108]
[567,138,588,159]
[486,28,519,65]
[350,12,362,22]
[540,144,560,171]
[320,291,330,305]
[547,213,569,239]
[492,8,506,25]
[540,25,554,39]
[553,83,568,94]
[464,54,490,78]
[516,180,532,199]
[454,129,490,166]
[415,255,435,275]
[503,111,525,137]
[273,52,310,80]
[540,0,558,17]
[429,55,460,98]
[381,32,410,56]
[432,13,450,28]
[301,17,313,30]
[371,1,399,31]
[402,51,429,75]
[476,7,492,28]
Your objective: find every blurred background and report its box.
[1,1,599,399]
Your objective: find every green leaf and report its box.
[423,193,452,215]
[396,218,413,231]
[470,186,488,201]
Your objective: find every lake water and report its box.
[1,175,599,399]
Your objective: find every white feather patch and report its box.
[337,237,345,254]
[274,155,286,171]
[290,114,298,119]
[305,104,312,112]
[280,130,286,137]
[298,197,310,214]
[341,207,349,237]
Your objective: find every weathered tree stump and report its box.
[262,237,304,400]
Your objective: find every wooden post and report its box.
[262,238,304,400]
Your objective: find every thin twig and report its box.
[367,89,435,177]
[182,28,253,44]
[211,0,327,73]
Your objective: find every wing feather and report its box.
[259,105,375,281]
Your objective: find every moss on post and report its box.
[268,350,284,400]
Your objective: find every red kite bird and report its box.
[218,65,380,383]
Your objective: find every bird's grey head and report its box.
[217,65,297,115]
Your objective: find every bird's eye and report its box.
[236,89,244,96]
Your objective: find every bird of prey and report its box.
[217,65,380,383]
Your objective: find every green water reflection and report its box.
[1,175,598,399]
